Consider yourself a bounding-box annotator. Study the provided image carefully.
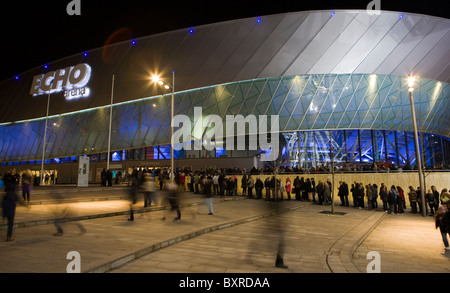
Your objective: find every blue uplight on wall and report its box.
[15,75,19,80]
[256,17,261,23]
[83,52,88,57]
[44,65,48,69]
[331,11,335,17]
[131,39,136,45]
[189,28,194,34]
[399,14,404,19]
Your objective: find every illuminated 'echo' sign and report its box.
[30,63,92,100]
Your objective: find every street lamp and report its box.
[407,73,426,217]
[40,92,51,185]
[152,72,175,181]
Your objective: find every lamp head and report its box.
[151,74,161,83]
[407,74,415,91]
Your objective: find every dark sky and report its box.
[1,0,447,82]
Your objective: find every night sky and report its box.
[1,0,447,82]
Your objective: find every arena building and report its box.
[0,9,449,186]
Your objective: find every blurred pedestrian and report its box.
[22,169,33,204]
[435,204,450,251]
[162,180,181,221]
[128,177,138,221]
[203,175,213,215]
[2,169,29,241]
[52,188,86,236]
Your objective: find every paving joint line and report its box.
[325,211,386,273]
[85,202,311,273]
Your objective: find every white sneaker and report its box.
[445,247,450,251]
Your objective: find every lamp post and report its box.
[407,74,426,217]
[107,75,115,171]
[152,71,175,180]
[40,92,51,185]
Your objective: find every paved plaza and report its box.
[0,186,448,275]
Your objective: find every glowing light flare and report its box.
[407,74,415,92]
[151,74,161,83]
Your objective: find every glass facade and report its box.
[0,74,449,169]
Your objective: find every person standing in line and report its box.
[440,189,450,205]
[247,175,254,199]
[264,177,271,201]
[310,178,316,203]
[408,186,418,214]
[255,177,263,199]
[241,173,248,196]
[279,178,284,201]
[213,173,219,195]
[417,186,424,215]
[158,171,164,190]
[185,172,192,193]
[294,176,301,201]
[316,181,324,205]
[396,186,405,214]
[426,189,437,215]
[380,184,389,212]
[351,183,357,207]
[194,172,199,194]
[270,176,277,201]
[285,178,291,200]
[371,184,378,209]
[101,168,107,187]
[357,183,365,209]
[388,185,398,214]
[366,184,373,210]
[323,181,331,205]
[431,186,440,207]
[326,179,333,203]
